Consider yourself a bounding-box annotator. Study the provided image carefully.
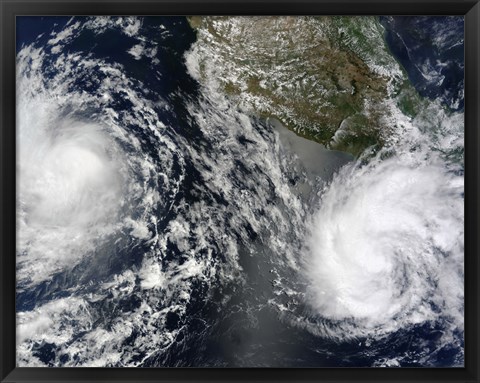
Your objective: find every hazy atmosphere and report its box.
[16,16,464,367]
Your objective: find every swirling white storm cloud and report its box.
[16,16,464,367]
[304,139,463,335]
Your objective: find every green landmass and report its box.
[187,16,427,157]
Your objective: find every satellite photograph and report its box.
[16,16,464,367]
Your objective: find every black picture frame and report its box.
[1,0,478,382]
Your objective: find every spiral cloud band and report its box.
[15,16,464,367]
[305,150,464,333]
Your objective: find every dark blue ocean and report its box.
[15,16,464,367]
